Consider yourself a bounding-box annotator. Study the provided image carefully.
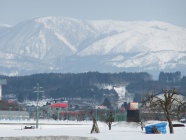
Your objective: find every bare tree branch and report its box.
[141,88,186,134]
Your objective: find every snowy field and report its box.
[0,120,185,140]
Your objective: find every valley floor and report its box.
[0,120,185,140]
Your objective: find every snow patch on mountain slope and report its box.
[110,51,186,70]
[54,32,77,53]
[113,86,126,98]
[78,22,186,56]
[98,84,126,97]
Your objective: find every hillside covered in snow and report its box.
[0,17,186,78]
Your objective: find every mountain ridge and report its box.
[0,16,186,78]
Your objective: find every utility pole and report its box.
[0,79,7,100]
[34,83,44,129]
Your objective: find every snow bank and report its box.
[0,136,98,140]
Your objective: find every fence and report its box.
[0,106,127,122]
[45,108,127,122]
[0,110,29,120]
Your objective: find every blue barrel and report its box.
[145,122,167,134]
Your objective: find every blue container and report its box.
[145,122,167,134]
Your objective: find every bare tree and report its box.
[142,88,186,134]
[91,116,100,133]
[90,110,100,134]
[105,111,114,130]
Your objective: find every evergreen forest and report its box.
[0,71,185,103]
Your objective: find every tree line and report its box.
[0,71,185,103]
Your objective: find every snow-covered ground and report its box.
[0,120,185,140]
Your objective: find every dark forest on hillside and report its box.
[0,71,185,103]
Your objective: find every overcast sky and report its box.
[0,0,186,28]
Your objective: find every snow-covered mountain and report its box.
[0,16,186,78]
